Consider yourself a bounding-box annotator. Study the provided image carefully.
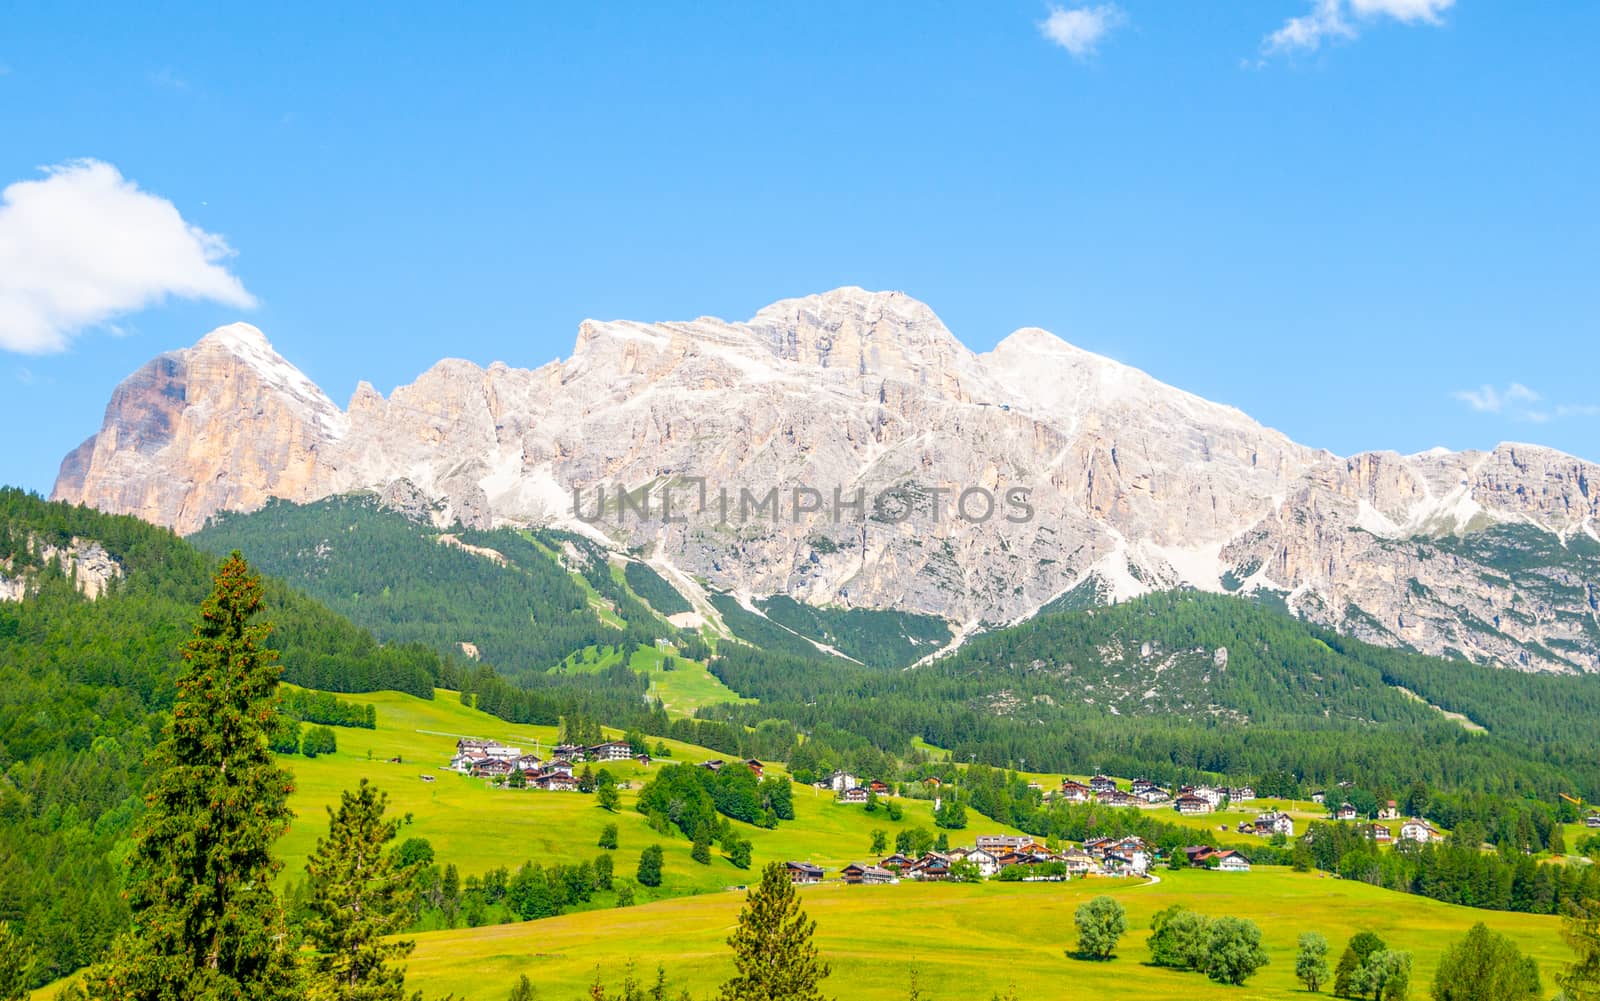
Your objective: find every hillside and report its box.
[393,869,1571,1001]
[711,591,1600,801]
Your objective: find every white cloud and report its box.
[1039,4,1126,59]
[1261,0,1454,57]
[0,159,255,354]
[1451,383,1598,423]
[1452,382,1539,414]
[1349,0,1454,23]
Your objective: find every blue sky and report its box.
[2,1,1597,494]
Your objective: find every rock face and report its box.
[0,537,122,601]
[52,288,1600,672]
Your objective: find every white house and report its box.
[1217,852,1251,873]
[823,770,859,793]
[1399,818,1443,844]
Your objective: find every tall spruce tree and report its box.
[83,552,298,1001]
[715,862,831,1001]
[0,922,34,1001]
[303,778,418,1000]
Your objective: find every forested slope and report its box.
[709,591,1600,800]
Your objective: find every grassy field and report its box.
[554,643,750,715]
[399,866,1572,1001]
[274,689,1009,904]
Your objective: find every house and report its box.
[1586,814,1600,829]
[1254,812,1294,837]
[1183,846,1220,866]
[878,853,916,872]
[1311,791,1327,805]
[551,743,583,761]
[532,772,579,792]
[823,770,859,793]
[1110,836,1149,857]
[1083,837,1116,854]
[1058,780,1092,803]
[1227,786,1256,803]
[959,848,1001,878]
[700,759,726,773]
[907,854,951,881]
[1378,800,1400,820]
[588,741,634,762]
[1137,787,1171,804]
[976,835,1031,853]
[1060,851,1099,876]
[1101,853,1136,875]
[785,861,824,884]
[1335,803,1359,822]
[744,758,765,777]
[472,758,512,778]
[544,760,575,777]
[1098,790,1137,807]
[839,787,870,805]
[1089,774,1118,794]
[840,863,896,885]
[1131,778,1159,795]
[1368,823,1394,844]
[868,779,891,795]
[1174,794,1213,815]
[634,753,652,766]
[1216,851,1251,873]
[1191,786,1223,807]
[1399,818,1443,844]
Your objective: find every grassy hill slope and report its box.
[399,867,1569,1000]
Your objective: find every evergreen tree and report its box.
[1561,899,1600,1001]
[637,845,664,887]
[83,553,299,1001]
[1430,922,1539,1001]
[715,862,831,1001]
[692,825,713,865]
[1296,931,1332,992]
[0,922,33,1001]
[302,779,417,1000]
[1072,895,1126,960]
[730,839,754,870]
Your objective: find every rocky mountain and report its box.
[52,287,1600,672]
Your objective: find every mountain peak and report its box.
[197,321,273,354]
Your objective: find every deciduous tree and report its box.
[1073,895,1126,960]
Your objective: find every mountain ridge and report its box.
[52,287,1600,673]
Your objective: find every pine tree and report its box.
[0,922,34,1001]
[1560,899,1600,1001]
[83,552,299,1001]
[715,862,831,1001]
[302,778,417,1000]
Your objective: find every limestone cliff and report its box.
[52,287,1600,672]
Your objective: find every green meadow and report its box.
[273,689,1005,903]
[554,643,750,716]
[399,867,1570,1000]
